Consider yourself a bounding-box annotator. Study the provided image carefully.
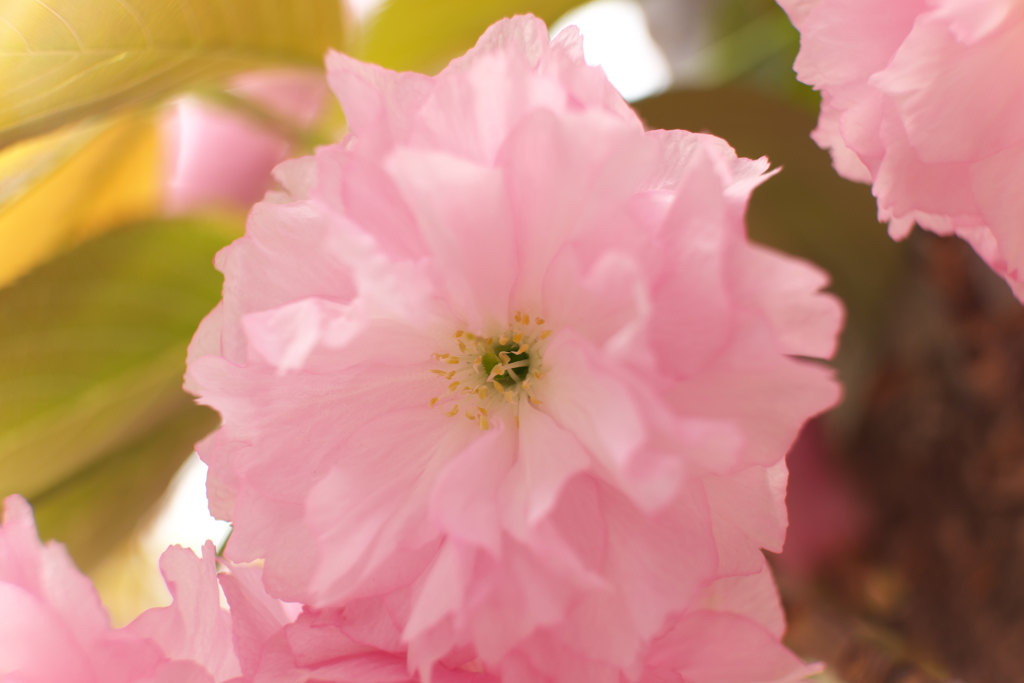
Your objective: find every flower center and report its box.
[429,311,551,430]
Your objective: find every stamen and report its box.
[514,311,522,323]
[457,340,467,353]
[515,416,520,428]
[431,369,448,376]
[429,397,439,408]
[448,381,460,392]
[454,330,464,338]
[499,335,509,345]
[477,407,488,417]
[512,331,523,344]
[533,370,543,379]
[480,416,490,431]
[529,396,543,405]
[536,318,545,325]
[517,344,529,354]
[477,386,488,399]
[446,371,456,380]
[505,391,515,403]
[522,378,530,391]
[446,358,459,365]
[523,313,530,325]
[540,330,552,339]
[445,404,460,417]
[466,411,477,421]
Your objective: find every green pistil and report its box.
[482,341,530,389]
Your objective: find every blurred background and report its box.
[1,1,1021,681]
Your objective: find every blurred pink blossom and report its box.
[162,70,326,215]
[779,0,1024,298]
[777,421,868,577]
[186,15,842,681]
[0,495,238,682]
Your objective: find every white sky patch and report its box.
[550,0,672,102]
[142,453,232,560]
[346,0,387,24]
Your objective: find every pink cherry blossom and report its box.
[779,0,1024,297]
[162,69,327,214]
[186,14,842,681]
[0,494,238,682]
[218,560,495,682]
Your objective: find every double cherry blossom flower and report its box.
[2,14,844,683]
[779,0,1024,297]
[185,14,841,682]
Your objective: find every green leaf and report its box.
[31,402,220,571]
[0,217,239,565]
[359,0,586,74]
[0,0,344,147]
[633,88,908,431]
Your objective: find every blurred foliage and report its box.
[0,0,344,148]
[359,0,585,74]
[0,217,239,564]
[0,112,161,287]
[634,88,906,432]
[706,0,817,110]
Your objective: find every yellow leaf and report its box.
[0,0,344,147]
[0,113,161,287]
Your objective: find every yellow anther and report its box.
[465,332,476,340]
[515,311,522,323]
[446,358,459,364]
[439,353,450,359]
[533,370,543,379]
[457,340,467,353]
[523,313,530,325]
[449,381,460,392]
[493,380,503,393]
[473,356,483,371]
[480,416,491,431]
[454,330,464,338]
[431,369,448,376]
[485,337,493,345]
[477,406,488,417]
[539,330,552,339]
[446,371,456,380]
[522,378,531,391]
[505,391,515,403]
[466,410,477,420]
[517,344,529,354]
[499,335,509,345]
[536,318,545,325]
[514,415,520,428]
[462,385,474,395]
[477,386,488,400]
[529,396,543,405]
[498,351,511,363]
[429,397,439,408]
[445,404,460,417]
[512,332,523,343]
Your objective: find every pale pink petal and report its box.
[644,610,819,683]
[127,542,240,682]
[383,148,517,329]
[163,98,291,214]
